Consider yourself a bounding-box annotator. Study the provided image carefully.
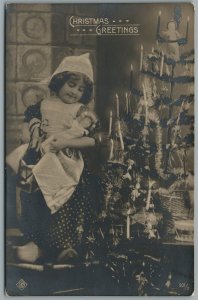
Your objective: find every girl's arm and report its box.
[49,136,95,152]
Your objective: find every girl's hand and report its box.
[49,137,67,153]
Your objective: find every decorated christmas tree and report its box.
[83,8,194,296]
[100,8,194,243]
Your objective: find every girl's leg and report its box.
[18,190,50,261]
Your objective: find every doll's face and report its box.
[79,116,92,129]
[58,74,85,104]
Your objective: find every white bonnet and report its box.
[49,52,94,83]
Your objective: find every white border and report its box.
[1,1,197,300]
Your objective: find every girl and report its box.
[16,53,103,263]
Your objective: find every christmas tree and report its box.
[83,9,194,295]
[101,8,194,242]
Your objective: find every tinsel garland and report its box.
[155,125,167,179]
[131,92,194,110]
[154,94,194,108]
[142,70,194,84]
[147,49,194,66]
[133,114,193,129]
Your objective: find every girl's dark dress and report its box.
[19,101,102,259]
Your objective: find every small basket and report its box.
[160,191,191,241]
[160,191,190,220]
[175,220,194,243]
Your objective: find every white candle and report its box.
[146,189,152,211]
[146,179,156,211]
[109,110,112,135]
[109,138,114,160]
[156,40,159,52]
[142,83,148,126]
[151,47,154,53]
[157,10,162,35]
[160,51,164,76]
[140,44,143,71]
[117,121,124,150]
[116,93,119,118]
[130,64,133,91]
[166,64,170,76]
[98,133,102,143]
[186,16,190,39]
[127,209,130,239]
[125,92,129,114]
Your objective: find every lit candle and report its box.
[151,46,154,54]
[186,16,190,40]
[146,179,155,211]
[126,209,131,239]
[156,40,160,53]
[160,51,164,76]
[92,97,95,109]
[116,93,119,118]
[98,133,102,143]
[156,10,161,36]
[125,92,129,114]
[117,121,124,150]
[130,64,133,91]
[142,83,148,126]
[109,110,112,136]
[165,64,170,76]
[109,138,114,160]
[140,44,143,71]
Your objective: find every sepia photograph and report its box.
[5,2,194,296]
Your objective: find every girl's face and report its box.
[58,74,85,104]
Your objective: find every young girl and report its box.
[16,53,103,263]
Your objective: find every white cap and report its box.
[49,53,94,83]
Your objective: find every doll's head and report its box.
[78,115,93,129]
[76,109,98,131]
[48,53,94,105]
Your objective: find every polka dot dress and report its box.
[20,159,99,258]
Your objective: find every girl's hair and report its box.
[48,71,93,105]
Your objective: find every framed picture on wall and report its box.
[5,2,195,296]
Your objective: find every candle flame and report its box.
[141,44,143,50]
[187,16,190,22]
[116,93,118,99]
[110,110,112,117]
[158,10,162,16]
[131,64,133,71]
